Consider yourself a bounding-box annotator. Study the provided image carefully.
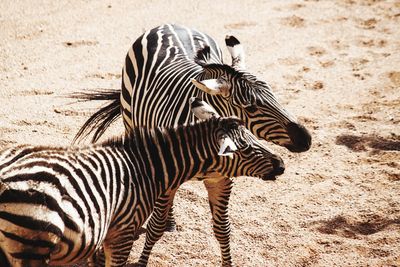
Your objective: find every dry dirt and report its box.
[0,0,399,266]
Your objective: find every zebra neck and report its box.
[195,72,242,118]
[125,120,221,194]
[162,120,222,189]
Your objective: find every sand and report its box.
[0,0,399,266]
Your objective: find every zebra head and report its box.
[190,97,285,180]
[191,38,311,153]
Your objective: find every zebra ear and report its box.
[225,35,246,70]
[191,78,230,97]
[189,97,220,120]
[194,46,211,66]
[218,136,237,158]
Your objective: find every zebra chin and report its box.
[260,157,285,181]
[261,169,285,181]
[262,174,277,181]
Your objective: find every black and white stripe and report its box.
[73,24,309,266]
[0,104,284,267]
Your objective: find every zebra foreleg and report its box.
[204,177,234,267]
[137,192,176,266]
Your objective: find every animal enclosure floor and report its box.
[0,0,399,266]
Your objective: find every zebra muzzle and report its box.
[262,157,285,181]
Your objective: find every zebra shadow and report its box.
[312,215,400,239]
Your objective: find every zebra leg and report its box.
[204,177,234,267]
[103,229,136,267]
[87,248,105,267]
[165,205,176,232]
[137,192,176,266]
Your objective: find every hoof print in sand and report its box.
[86,73,122,80]
[224,21,257,30]
[307,46,326,57]
[63,40,99,47]
[281,15,305,28]
[388,71,400,86]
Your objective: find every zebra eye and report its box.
[239,144,253,154]
[219,74,228,82]
[243,103,258,113]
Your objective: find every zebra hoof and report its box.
[165,217,178,232]
[165,224,177,232]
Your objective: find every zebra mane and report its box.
[101,135,126,147]
[194,46,212,66]
[100,124,187,148]
[194,48,258,86]
[200,63,259,85]
[101,116,244,149]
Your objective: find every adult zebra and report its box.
[0,100,284,266]
[74,24,311,266]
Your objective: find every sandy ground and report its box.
[1,0,399,266]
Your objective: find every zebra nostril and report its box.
[272,158,285,175]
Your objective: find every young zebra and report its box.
[0,99,284,267]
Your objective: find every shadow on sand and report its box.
[336,134,400,152]
[313,215,400,239]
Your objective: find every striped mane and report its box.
[101,117,221,149]
[196,61,259,86]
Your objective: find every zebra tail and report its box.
[69,89,121,144]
